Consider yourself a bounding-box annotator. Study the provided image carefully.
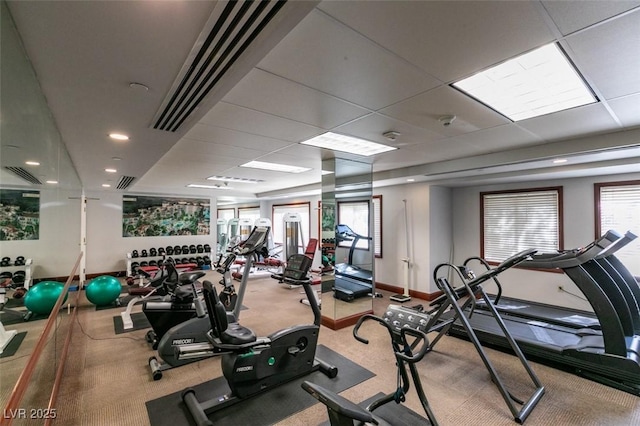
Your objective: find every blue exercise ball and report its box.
[24,281,67,315]
[85,275,121,306]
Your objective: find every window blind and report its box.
[483,190,560,262]
[599,183,640,276]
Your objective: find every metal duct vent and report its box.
[116,176,136,190]
[153,0,287,132]
[4,167,42,185]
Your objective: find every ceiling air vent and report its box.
[153,0,287,132]
[4,167,42,185]
[116,176,136,190]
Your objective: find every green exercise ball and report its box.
[85,275,121,306]
[24,281,67,315]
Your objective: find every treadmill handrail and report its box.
[524,230,623,269]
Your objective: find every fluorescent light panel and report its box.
[453,43,596,121]
[301,132,396,156]
[240,161,310,174]
[187,184,232,190]
[207,175,264,183]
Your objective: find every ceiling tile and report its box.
[380,86,509,135]
[517,103,621,141]
[566,10,640,99]
[542,1,640,35]
[222,68,370,129]
[199,102,323,142]
[183,124,294,153]
[607,93,640,127]
[447,124,545,153]
[318,1,554,82]
[332,113,444,150]
[258,9,442,110]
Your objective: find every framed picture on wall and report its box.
[122,195,210,237]
[0,189,40,240]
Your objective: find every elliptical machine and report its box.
[302,309,439,425]
[179,251,338,426]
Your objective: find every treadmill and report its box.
[332,224,374,302]
[440,230,640,394]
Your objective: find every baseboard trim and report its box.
[321,309,374,331]
[375,281,441,301]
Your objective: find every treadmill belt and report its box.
[476,296,600,330]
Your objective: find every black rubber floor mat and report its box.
[146,344,375,426]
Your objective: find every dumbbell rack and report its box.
[125,249,212,276]
[0,258,33,308]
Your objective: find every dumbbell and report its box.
[149,260,158,267]
[149,247,157,257]
[140,261,149,267]
[1,257,11,267]
[1,271,13,283]
[141,249,148,257]
[189,245,197,254]
[174,245,182,255]
[158,247,165,256]
[132,250,139,258]
[14,256,25,266]
[181,245,189,255]
[196,244,204,253]
[12,271,25,285]
[204,244,211,253]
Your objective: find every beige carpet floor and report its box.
[2,272,640,425]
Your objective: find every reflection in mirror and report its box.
[320,158,374,329]
[0,0,82,414]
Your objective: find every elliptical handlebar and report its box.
[353,314,430,364]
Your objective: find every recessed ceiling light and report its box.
[187,184,233,190]
[25,161,40,166]
[102,184,111,188]
[407,178,415,182]
[301,132,397,156]
[553,158,568,164]
[111,157,122,161]
[452,43,596,121]
[206,175,264,184]
[240,161,311,174]
[46,180,58,184]
[109,133,129,141]
[105,168,117,173]
[321,170,334,175]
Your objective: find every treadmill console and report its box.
[383,304,433,334]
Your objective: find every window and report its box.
[595,180,640,277]
[217,208,235,222]
[337,196,382,257]
[237,206,261,224]
[271,203,310,247]
[481,187,563,263]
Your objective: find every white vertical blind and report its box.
[238,207,260,223]
[599,183,640,276]
[373,196,382,257]
[338,201,370,250]
[483,189,560,262]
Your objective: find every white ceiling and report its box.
[3,0,640,201]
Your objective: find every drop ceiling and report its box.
[2,0,640,201]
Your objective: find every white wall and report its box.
[85,191,216,275]
[0,187,82,279]
[373,183,452,294]
[451,172,640,311]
